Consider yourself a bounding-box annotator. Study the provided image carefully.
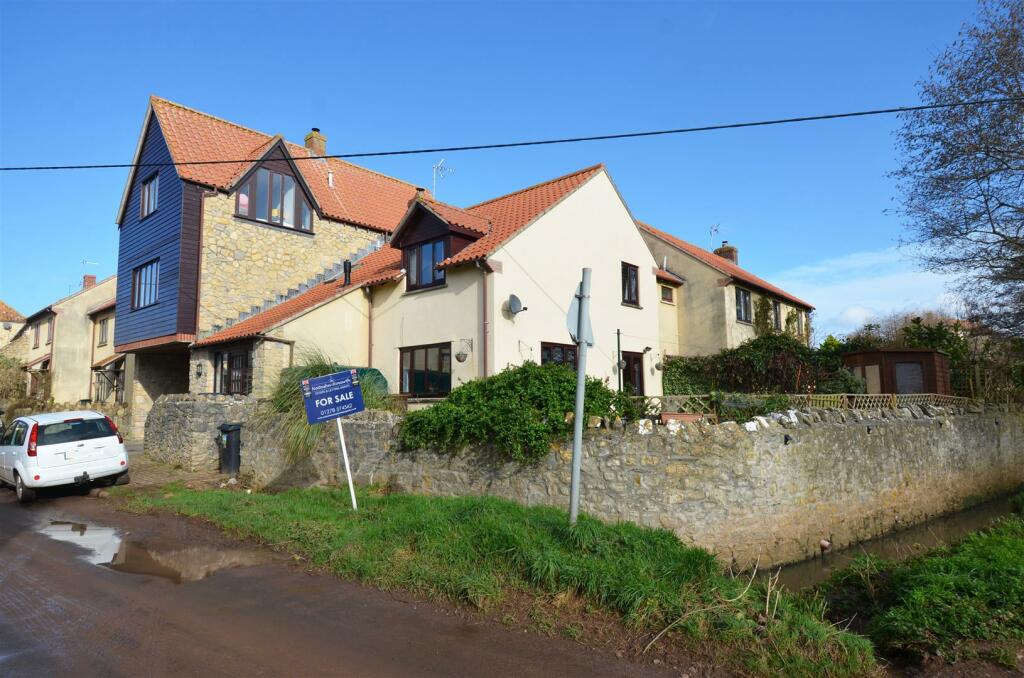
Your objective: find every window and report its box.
[131,259,160,310]
[541,342,578,371]
[772,300,782,331]
[213,348,252,395]
[735,288,752,323]
[660,286,674,303]
[32,322,40,349]
[140,173,159,218]
[400,343,452,397]
[97,318,109,346]
[405,238,447,290]
[236,167,312,231]
[45,318,53,345]
[795,311,805,336]
[621,262,639,306]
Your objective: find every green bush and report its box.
[0,354,26,403]
[399,362,624,464]
[710,392,791,422]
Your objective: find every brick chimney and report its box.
[82,274,96,290]
[304,127,327,156]
[713,241,738,265]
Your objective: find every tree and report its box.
[895,0,1024,337]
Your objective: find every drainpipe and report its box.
[364,286,373,368]
[477,261,489,378]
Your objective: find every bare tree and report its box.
[895,0,1024,337]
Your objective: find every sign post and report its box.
[301,369,366,510]
[566,268,592,526]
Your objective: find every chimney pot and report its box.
[83,274,96,289]
[343,260,352,286]
[713,241,738,265]
[304,128,327,156]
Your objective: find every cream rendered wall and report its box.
[724,286,809,349]
[267,289,370,367]
[370,267,483,395]
[657,286,683,357]
[23,316,53,367]
[91,309,117,367]
[49,277,118,403]
[488,171,663,395]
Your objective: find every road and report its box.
[0,486,673,678]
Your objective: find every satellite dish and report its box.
[507,294,527,315]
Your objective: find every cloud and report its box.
[771,247,961,339]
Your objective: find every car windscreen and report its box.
[38,419,116,446]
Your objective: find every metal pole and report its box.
[569,268,591,526]
[616,329,622,392]
[335,417,358,510]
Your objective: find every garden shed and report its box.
[842,348,951,395]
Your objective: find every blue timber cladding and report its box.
[114,115,185,347]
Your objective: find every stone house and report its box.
[0,301,25,351]
[113,97,423,436]
[191,164,666,402]
[638,222,813,356]
[4,275,119,403]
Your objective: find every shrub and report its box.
[399,362,622,464]
[0,354,26,403]
[710,392,791,422]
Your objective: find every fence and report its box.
[645,392,981,416]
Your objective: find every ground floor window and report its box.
[92,362,125,403]
[28,361,50,399]
[621,351,645,396]
[400,343,451,397]
[214,347,253,395]
[540,342,578,372]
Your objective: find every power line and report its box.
[2,96,1021,172]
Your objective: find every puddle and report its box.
[37,520,269,583]
[773,494,1017,591]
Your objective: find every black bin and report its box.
[217,422,242,476]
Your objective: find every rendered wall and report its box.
[50,277,118,403]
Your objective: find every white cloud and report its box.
[771,247,961,339]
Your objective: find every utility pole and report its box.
[616,329,622,392]
[569,268,591,526]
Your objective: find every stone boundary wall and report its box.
[145,393,255,470]
[143,395,1024,566]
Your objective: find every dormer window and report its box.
[140,173,159,219]
[236,167,313,231]
[405,238,447,291]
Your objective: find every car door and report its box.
[0,423,12,482]
[0,421,25,483]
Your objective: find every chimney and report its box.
[82,274,96,290]
[713,240,738,264]
[304,127,327,156]
[343,260,352,286]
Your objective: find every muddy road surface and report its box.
[0,488,672,677]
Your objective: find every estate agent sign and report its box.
[301,369,365,509]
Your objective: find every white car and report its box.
[0,410,130,502]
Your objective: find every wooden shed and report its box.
[842,348,952,395]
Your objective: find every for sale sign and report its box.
[301,370,366,424]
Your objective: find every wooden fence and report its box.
[645,393,981,415]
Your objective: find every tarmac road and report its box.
[0,486,673,678]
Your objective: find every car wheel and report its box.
[14,474,36,503]
[114,471,131,486]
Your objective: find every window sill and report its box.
[403,396,450,402]
[97,342,108,348]
[139,208,159,222]
[233,214,315,236]
[660,300,675,306]
[404,283,448,296]
[130,301,160,313]
[621,302,643,310]
[736,319,753,326]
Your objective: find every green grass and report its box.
[119,486,874,677]
[821,507,1024,662]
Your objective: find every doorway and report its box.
[621,351,645,396]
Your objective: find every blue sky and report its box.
[0,0,975,338]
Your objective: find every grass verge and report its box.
[115,485,874,677]
[820,502,1024,665]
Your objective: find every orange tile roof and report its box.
[439,164,605,267]
[655,269,685,285]
[149,97,424,233]
[637,221,813,309]
[417,196,490,235]
[0,300,24,323]
[194,247,403,347]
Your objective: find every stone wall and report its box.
[143,395,1024,566]
[197,192,379,336]
[144,393,254,471]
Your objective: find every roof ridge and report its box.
[466,163,604,210]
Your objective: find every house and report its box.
[190,164,665,401]
[0,301,25,350]
[3,275,118,402]
[113,97,424,436]
[637,222,813,356]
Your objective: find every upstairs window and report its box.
[140,173,159,219]
[772,300,782,331]
[45,318,53,345]
[660,285,674,303]
[621,262,639,306]
[131,259,160,310]
[736,288,753,323]
[405,238,447,290]
[32,323,40,349]
[236,167,313,231]
[97,318,109,346]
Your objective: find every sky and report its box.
[0,0,978,339]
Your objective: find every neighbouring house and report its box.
[0,301,25,351]
[190,164,665,401]
[4,275,118,402]
[87,297,125,403]
[842,348,952,395]
[113,97,423,436]
[637,222,813,356]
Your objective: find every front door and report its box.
[621,351,645,396]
